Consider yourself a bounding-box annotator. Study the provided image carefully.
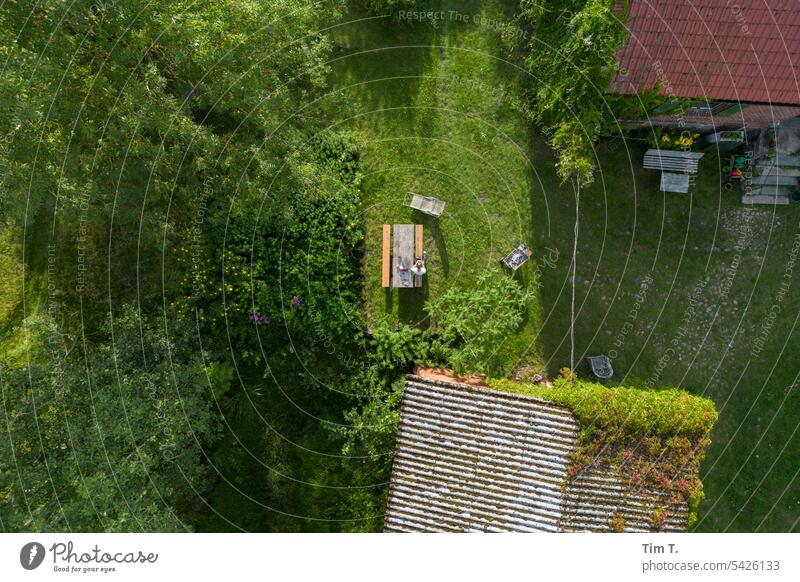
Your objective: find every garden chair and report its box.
[500,243,532,271]
[404,192,445,218]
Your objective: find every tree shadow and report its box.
[526,136,574,377]
[397,282,430,329]
[428,218,449,277]
[327,5,439,132]
[384,286,394,313]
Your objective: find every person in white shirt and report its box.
[410,258,426,276]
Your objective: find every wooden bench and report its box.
[413,224,423,288]
[382,224,391,288]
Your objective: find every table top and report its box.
[392,224,416,288]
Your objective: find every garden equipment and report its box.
[587,355,614,379]
[501,244,532,271]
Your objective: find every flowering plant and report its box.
[651,127,701,151]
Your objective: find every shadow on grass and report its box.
[428,218,449,277]
[384,286,393,313]
[408,212,449,276]
[397,284,430,328]
[328,7,439,132]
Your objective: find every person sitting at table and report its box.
[410,257,426,276]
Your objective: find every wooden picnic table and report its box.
[382,224,423,288]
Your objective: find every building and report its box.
[383,373,689,532]
[611,0,800,129]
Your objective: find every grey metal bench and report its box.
[643,149,704,173]
[405,192,445,217]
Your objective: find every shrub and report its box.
[309,129,362,186]
[370,322,432,368]
[362,0,418,14]
[648,127,701,151]
[425,268,531,375]
[183,129,365,361]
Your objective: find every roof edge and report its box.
[406,370,573,414]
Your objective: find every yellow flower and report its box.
[662,134,670,141]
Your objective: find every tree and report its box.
[425,268,531,375]
[520,0,628,183]
[0,0,343,317]
[0,306,221,531]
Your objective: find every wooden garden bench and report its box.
[382,224,391,288]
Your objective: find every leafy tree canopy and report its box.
[520,0,628,183]
[0,306,220,531]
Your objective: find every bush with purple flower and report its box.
[249,295,301,327]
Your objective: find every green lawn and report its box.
[533,143,800,532]
[329,0,800,531]
[328,0,552,376]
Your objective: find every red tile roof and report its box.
[611,0,800,104]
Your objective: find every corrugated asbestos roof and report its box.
[383,375,688,532]
[611,0,800,104]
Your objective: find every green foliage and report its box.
[520,0,628,183]
[206,361,235,400]
[0,1,363,532]
[425,268,531,375]
[370,322,431,367]
[606,87,689,123]
[362,0,419,14]
[337,323,437,471]
[331,321,448,530]
[0,306,221,531]
[309,130,363,186]
[0,0,343,317]
[182,132,365,362]
[339,368,405,460]
[334,365,404,532]
[491,376,718,438]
